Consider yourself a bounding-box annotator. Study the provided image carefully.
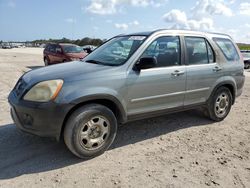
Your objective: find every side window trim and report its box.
[205,40,216,63]
[205,41,210,64]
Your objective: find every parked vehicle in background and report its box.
[81,45,97,54]
[9,30,245,158]
[2,43,12,49]
[241,51,250,69]
[43,43,87,66]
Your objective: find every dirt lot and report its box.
[0,48,249,188]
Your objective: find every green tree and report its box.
[31,37,104,47]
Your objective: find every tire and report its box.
[44,57,49,66]
[245,63,250,69]
[206,87,232,121]
[64,104,117,159]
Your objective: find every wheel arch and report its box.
[209,81,236,105]
[44,55,50,64]
[59,95,127,140]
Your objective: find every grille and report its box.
[14,78,27,97]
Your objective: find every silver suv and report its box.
[9,30,245,158]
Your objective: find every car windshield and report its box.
[242,53,250,58]
[83,36,147,66]
[62,45,82,53]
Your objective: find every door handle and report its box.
[213,66,222,72]
[171,70,185,76]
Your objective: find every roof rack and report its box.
[206,32,232,39]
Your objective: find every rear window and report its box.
[62,45,82,53]
[45,44,56,53]
[213,38,239,61]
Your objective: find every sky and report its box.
[0,0,250,43]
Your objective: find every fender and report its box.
[69,94,127,123]
[208,80,236,104]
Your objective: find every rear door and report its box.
[184,36,223,106]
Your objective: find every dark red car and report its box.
[43,43,87,66]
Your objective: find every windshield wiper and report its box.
[84,59,116,66]
[85,59,104,65]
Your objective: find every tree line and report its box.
[237,43,250,51]
[32,37,105,46]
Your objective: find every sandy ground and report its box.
[0,48,249,188]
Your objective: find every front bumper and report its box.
[8,91,73,140]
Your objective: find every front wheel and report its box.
[206,87,232,121]
[64,104,117,158]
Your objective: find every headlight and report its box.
[23,79,63,102]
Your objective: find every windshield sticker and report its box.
[128,36,146,41]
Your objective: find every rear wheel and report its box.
[64,104,117,158]
[44,57,50,66]
[206,87,232,121]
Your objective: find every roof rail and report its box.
[206,31,232,39]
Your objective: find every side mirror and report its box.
[135,57,157,70]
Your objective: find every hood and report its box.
[22,61,120,85]
[66,52,87,58]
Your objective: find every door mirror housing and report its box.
[135,57,157,70]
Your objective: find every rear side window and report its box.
[185,37,215,65]
[213,38,239,61]
[45,44,51,51]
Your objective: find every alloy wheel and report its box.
[214,92,230,118]
[78,116,110,151]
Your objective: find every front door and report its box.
[126,36,186,117]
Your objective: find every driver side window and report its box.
[141,36,181,67]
